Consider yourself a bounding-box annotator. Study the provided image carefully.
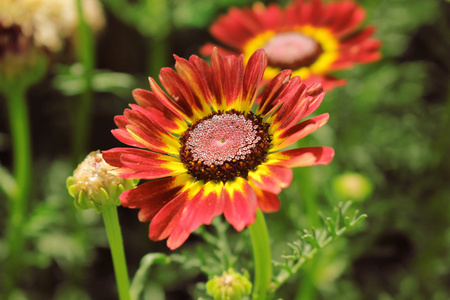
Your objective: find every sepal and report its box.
[66,150,138,213]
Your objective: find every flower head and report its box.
[67,151,137,213]
[206,269,252,300]
[0,0,104,77]
[201,0,381,90]
[103,48,334,249]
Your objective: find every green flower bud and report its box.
[332,172,373,202]
[66,150,137,213]
[206,269,252,300]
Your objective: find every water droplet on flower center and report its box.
[179,110,271,183]
[263,32,323,70]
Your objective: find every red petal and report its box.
[102,147,127,167]
[249,165,293,194]
[223,178,257,231]
[210,48,228,108]
[241,49,267,108]
[148,77,191,122]
[255,188,280,213]
[224,54,244,108]
[272,113,329,151]
[254,3,285,30]
[167,182,224,250]
[257,69,292,116]
[286,0,312,26]
[270,78,309,131]
[103,148,185,179]
[340,26,377,48]
[111,115,147,148]
[166,226,191,250]
[149,189,191,241]
[180,183,224,231]
[159,67,209,119]
[209,7,264,49]
[200,44,237,57]
[303,74,346,91]
[270,147,335,168]
[111,128,146,148]
[119,153,184,180]
[132,89,186,134]
[174,55,213,111]
[331,1,366,37]
[123,106,180,155]
[120,176,187,221]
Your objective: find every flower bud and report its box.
[332,172,373,202]
[206,268,252,300]
[67,150,137,213]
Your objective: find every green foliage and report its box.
[23,160,100,270]
[130,253,170,300]
[53,63,136,97]
[172,0,255,29]
[0,164,17,200]
[270,202,367,295]
[1,0,449,298]
[102,0,171,37]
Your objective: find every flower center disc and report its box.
[179,110,271,183]
[263,32,323,70]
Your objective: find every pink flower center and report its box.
[263,32,323,70]
[179,110,271,183]
[186,113,260,166]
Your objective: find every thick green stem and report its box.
[102,205,131,300]
[249,209,272,300]
[3,86,32,294]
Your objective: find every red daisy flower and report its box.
[201,0,381,90]
[103,49,334,250]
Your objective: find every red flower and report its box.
[103,49,334,249]
[201,0,381,90]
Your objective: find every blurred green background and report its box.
[0,0,449,299]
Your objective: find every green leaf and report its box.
[0,164,17,200]
[271,202,367,295]
[325,218,337,238]
[130,253,170,300]
[301,234,321,250]
[52,63,135,97]
[351,214,368,227]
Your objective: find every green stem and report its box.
[295,167,320,300]
[248,209,272,300]
[73,0,95,164]
[102,205,131,300]
[296,167,320,226]
[213,218,234,269]
[0,164,17,200]
[147,35,168,81]
[295,259,319,300]
[3,86,32,295]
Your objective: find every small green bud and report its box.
[332,172,373,202]
[66,150,137,213]
[206,269,252,300]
